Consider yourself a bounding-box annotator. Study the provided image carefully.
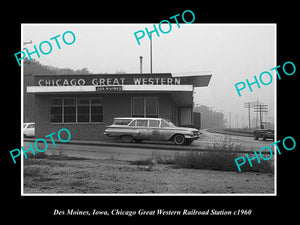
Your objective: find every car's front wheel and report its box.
[122,135,133,143]
[173,134,186,145]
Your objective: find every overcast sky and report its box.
[22,24,276,128]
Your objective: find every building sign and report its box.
[96,86,123,91]
[37,74,181,87]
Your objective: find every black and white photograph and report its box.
[21,23,276,195]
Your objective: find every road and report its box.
[23,130,273,161]
[197,129,273,151]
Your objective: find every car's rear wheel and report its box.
[173,134,185,145]
[122,135,133,143]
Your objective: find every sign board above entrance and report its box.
[34,73,212,88]
[36,74,181,87]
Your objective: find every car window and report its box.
[28,124,35,128]
[136,120,148,127]
[113,119,132,125]
[128,120,136,127]
[160,120,170,128]
[149,120,160,127]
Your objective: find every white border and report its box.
[21,23,277,197]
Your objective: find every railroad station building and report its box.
[25,73,211,139]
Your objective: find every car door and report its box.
[158,119,174,140]
[147,119,162,140]
[135,119,149,139]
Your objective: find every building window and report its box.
[132,97,144,117]
[64,99,76,123]
[77,99,90,123]
[49,98,103,123]
[91,99,103,122]
[50,99,63,123]
[131,97,158,118]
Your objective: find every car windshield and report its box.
[161,119,176,127]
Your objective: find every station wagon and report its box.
[104,117,200,145]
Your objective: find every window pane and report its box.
[161,120,169,127]
[64,99,75,105]
[64,106,76,122]
[64,115,76,122]
[149,120,160,127]
[91,105,103,114]
[50,105,62,123]
[129,120,136,126]
[146,97,157,115]
[50,99,62,105]
[91,99,102,105]
[64,106,76,114]
[78,99,89,105]
[50,106,62,114]
[78,106,89,114]
[50,114,62,123]
[136,120,148,127]
[132,98,144,116]
[77,115,89,122]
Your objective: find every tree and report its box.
[23,58,91,75]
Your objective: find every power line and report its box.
[254,103,268,129]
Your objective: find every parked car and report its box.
[253,128,274,141]
[23,122,35,137]
[104,117,200,145]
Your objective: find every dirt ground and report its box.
[23,156,274,194]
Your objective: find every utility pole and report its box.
[244,101,254,129]
[150,33,152,73]
[255,98,259,128]
[139,56,143,74]
[254,103,268,129]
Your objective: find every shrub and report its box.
[131,136,273,173]
[171,136,273,173]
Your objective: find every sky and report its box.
[22,23,276,128]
